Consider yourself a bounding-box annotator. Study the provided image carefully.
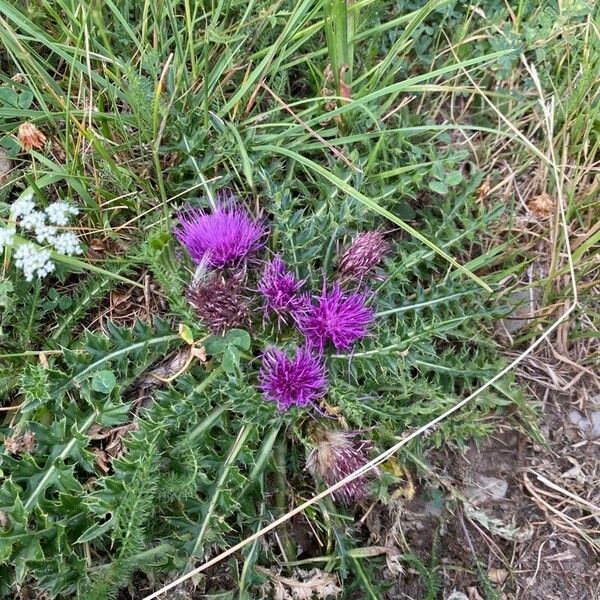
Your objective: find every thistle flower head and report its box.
[174,197,265,267]
[338,230,389,281]
[258,255,306,325]
[307,429,376,504]
[187,269,250,334]
[300,283,374,351]
[18,122,46,151]
[259,346,327,411]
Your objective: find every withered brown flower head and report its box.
[4,430,36,455]
[187,269,250,334]
[18,122,46,151]
[337,230,389,282]
[527,192,554,219]
[307,429,377,505]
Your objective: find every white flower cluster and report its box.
[0,190,83,281]
[0,226,16,250]
[14,243,55,281]
[45,201,79,226]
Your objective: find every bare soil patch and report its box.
[376,370,600,600]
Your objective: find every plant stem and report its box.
[275,433,295,562]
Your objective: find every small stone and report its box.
[568,409,600,439]
[464,476,508,505]
[467,588,485,600]
[501,288,540,333]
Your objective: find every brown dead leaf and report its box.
[138,347,201,386]
[488,567,508,585]
[38,352,49,369]
[0,148,11,184]
[110,289,132,307]
[105,423,138,458]
[258,567,341,600]
[468,587,485,600]
[93,448,111,474]
[91,423,138,473]
[476,177,491,202]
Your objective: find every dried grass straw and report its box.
[143,82,577,599]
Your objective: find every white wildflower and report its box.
[11,194,36,219]
[35,223,58,244]
[0,227,16,250]
[19,210,47,231]
[45,201,79,226]
[51,232,82,256]
[13,243,55,281]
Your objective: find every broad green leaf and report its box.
[429,180,448,195]
[91,370,117,394]
[226,329,251,351]
[445,170,464,186]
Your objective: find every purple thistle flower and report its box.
[338,230,389,281]
[258,255,306,325]
[307,430,377,504]
[187,270,250,333]
[300,283,374,351]
[259,346,327,411]
[174,200,265,267]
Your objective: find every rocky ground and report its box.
[375,363,599,600]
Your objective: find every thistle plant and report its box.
[174,193,377,413]
[0,1,545,595]
[171,194,387,513]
